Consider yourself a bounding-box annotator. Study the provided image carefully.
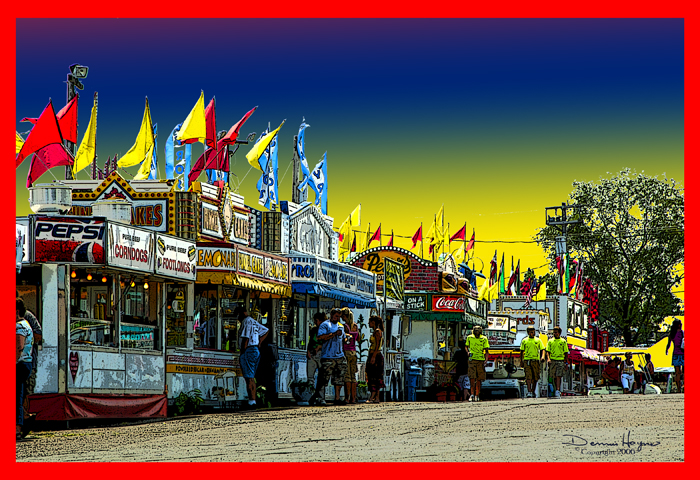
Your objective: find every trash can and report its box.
[422,362,435,389]
[406,366,422,402]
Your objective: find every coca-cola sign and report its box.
[432,295,466,312]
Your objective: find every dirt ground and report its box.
[16,394,683,462]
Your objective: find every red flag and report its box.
[188,147,213,185]
[387,232,394,247]
[204,98,216,149]
[21,96,78,144]
[369,225,381,245]
[16,100,66,168]
[350,233,357,252]
[204,138,229,172]
[450,224,466,242]
[411,226,422,249]
[221,106,258,144]
[338,233,344,242]
[26,143,74,187]
[507,260,520,294]
[465,230,475,252]
[489,251,497,286]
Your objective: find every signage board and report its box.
[289,204,335,259]
[361,249,411,288]
[500,308,550,333]
[107,223,154,272]
[264,256,290,284]
[196,246,237,271]
[405,294,428,311]
[230,211,250,245]
[290,255,375,299]
[201,201,223,239]
[16,219,30,269]
[33,216,105,264]
[237,247,265,278]
[487,315,512,331]
[432,295,466,312]
[155,234,197,281]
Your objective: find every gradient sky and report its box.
[15,18,684,278]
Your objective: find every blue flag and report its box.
[148,124,158,180]
[297,120,311,192]
[174,144,192,191]
[309,152,327,214]
[255,127,271,208]
[165,123,182,179]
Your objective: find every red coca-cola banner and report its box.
[432,295,465,312]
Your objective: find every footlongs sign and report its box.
[33,216,105,264]
[432,295,466,312]
[155,234,197,281]
[107,223,154,272]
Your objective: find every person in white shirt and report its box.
[236,307,269,406]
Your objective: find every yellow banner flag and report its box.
[350,204,361,226]
[118,98,155,168]
[73,93,98,176]
[133,144,155,180]
[16,132,24,154]
[246,120,285,170]
[478,278,489,301]
[176,91,206,144]
[535,280,547,301]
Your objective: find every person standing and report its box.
[665,318,684,393]
[16,291,42,438]
[310,309,348,406]
[306,312,325,393]
[453,339,471,401]
[237,307,269,407]
[545,326,569,398]
[520,326,545,398]
[16,298,34,442]
[466,325,489,402]
[620,352,637,394]
[366,316,385,404]
[639,353,655,394]
[343,322,360,404]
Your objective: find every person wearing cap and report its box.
[520,326,545,398]
[621,352,637,394]
[310,309,348,406]
[466,325,489,402]
[545,326,569,398]
[237,307,269,407]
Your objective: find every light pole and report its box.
[64,63,89,180]
[545,202,582,294]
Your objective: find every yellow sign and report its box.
[167,364,239,376]
[362,250,411,286]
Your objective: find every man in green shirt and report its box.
[520,326,545,398]
[545,326,569,398]
[466,325,490,402]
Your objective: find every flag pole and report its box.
[420,222,424,259]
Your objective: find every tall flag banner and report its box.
[387,230,394,247]
[555,255,564,293]
[297,120,311,192]
[411,225,423,249]
[16,99,66,168]
[507,259,520,296]
[177,91,206,144]
[174,146,192,190]
[535,278,547,302]
[204,98,216,148]
[350,233,357,252]
[478,277,489,301]
[350,204,361,226]
[568,258,579,295]
[499,253,506,293]
[369,225,381,246]
[26,143,74,187]
[16,132,24,154]
[118,98,155,168]
[489,251,497,287]
[247,120,285,171]
[576,262,584,300]
[524,277,537,308]
[466,230,475,252]
[253,125,270,198]
[134,144,155,180]
[23,96,79,144]
[221,106,258,144]
[309,152,328,214]
[165,124,182,179]
[147,124,158,180]
[450,224,466,242]
[72,92,98,176]
[257,127,280,209]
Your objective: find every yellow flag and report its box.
[350,204,361,226]
[73,94,98,176]
[535,280,547,301]
[487,283,499,302]
[338,217,352,250]
[118,98,155,168]
[246,120,285,171]
[133,144,155,180]
[478,278,489,301]
[16,132,24,154]
[436,204,444,234]
[176,91,206,144]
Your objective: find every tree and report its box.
[534,169,684,346]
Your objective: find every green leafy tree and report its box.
[534,169,684,346]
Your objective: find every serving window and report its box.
[69,269,117,348]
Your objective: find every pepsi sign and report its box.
[33,217,105,264]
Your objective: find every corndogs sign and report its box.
[107,224,154,272]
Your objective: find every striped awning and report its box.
[292,282,377,308]
[196,271,291,297]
